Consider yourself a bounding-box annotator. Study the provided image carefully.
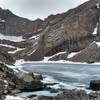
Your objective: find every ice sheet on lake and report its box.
[17,90,58,98]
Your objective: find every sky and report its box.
[0,0,88,20]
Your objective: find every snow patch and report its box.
[96,42,100,47]
[37,28,42,32]
[0,44,16,48]
[96,4,100,9]
[29,34,40,40]
[0,18,5,22]
[14,59,87,65]
[0,44,25,54]
[67,52,79,59]
[0,43,25,54]
[93,41,100,47]
[28,49,36,56]
[92,23,98,35]
[43,51,67,61]
[0,33,25,42]
[8,48,25,54]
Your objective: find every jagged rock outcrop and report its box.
[68,42,100,63]
[0,63,44,99]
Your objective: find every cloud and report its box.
[0,0,88,20]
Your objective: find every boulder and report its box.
[16,72,35,82]
[89,80,100,91]
[16,72,44,91]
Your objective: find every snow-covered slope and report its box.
[0,33,25,42]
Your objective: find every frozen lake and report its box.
[21,63,100,90]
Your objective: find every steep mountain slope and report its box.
[0,7,44,37]
[26,0,100,62]
[0,0,100,63]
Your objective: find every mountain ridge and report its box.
[0,0,100,64]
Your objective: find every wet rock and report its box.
[90,80,100,91]
[0,63,44,96]
[16,72,35,83]
[34,74,43,80]
[17,80,44,91]
[27,94,37,98]
[38,96,53,100]
[37,90,89,100]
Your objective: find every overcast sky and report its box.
[0,0,88,20]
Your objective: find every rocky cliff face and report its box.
[27,0,100,62]
[0,0,100,63]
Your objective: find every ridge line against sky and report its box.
[0,0,88,20]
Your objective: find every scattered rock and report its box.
[0,63,44,97]
[37,90,100,100]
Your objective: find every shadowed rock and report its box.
[90,80,100,91]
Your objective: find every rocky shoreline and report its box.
[36,90,100,100]
[0,63,44,99]
[0,63,99,100]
